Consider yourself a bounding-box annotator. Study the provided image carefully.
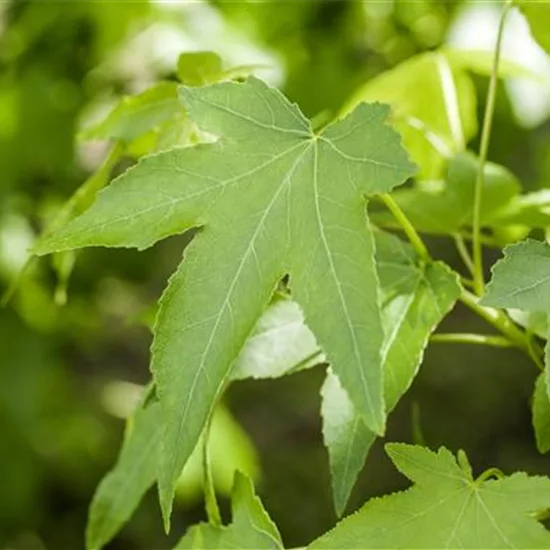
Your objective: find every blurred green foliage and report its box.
[2,1,550,549]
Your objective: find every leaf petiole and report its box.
[380,193,430,262]
[471,0,514,295]
[430,333,514,348]
[203,409,222,526]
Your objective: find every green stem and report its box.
[453,233,475,276]
[380,194,430,262]
[459,290,544,371]
[380,187,544,370]
[430,333,514,348]
[477,467,505,483]
[203,410,221,526]
[471,0,513,295]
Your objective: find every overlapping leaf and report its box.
[371,152,521,235]
[482,239,550,398]
[85,294,304,550]
[310,444,550,549]
[321,230,460,515]
[518,1,550,55]
[35,76,415,525]
[175,472,282,550]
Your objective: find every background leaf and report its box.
[321,230,461,515]
[310,443,550,549]
[174,472,282,550]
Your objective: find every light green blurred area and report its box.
[2,1,550,549]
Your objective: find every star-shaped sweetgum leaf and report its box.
[35,77,415,525]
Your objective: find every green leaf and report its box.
[508,309,548,340]
[321,231,461,516]
[231,294,324,380]
[176,403,259,503]
[533,373,550,454]
[86,388,160,550]
[482,239,550,312]
[174,472,283,550]
[87,397,259,550]
[81,82,182,143]
[371,152,521,234]
[482,239,550,398]
[177,51,223,86]
[518,1,550,55]
[490,190,550,229]
[35,77,415,526]
[310,444,550,549]
[444,48,549,84]
[345,51,477,179]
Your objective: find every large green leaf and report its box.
[482,239,550,398]
[321,231,461,516]
[175,471,282,549]
[310,444,550,549]
[371,152,521,235]
[35,76,415,525]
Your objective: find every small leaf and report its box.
[518,1,550,55]
[490,189,550,229]
[321,231,460,515]
[86,389,160,550]
[482,239,550,312]
[174,472,283,549]
[482,239,550,402]
[35,77,415,525]
[371,152,520,234]
[533,373,550,454]
[87,398,259,549]
[231,295,324,381]
[177,51,223,86]
[309,444,550,549]
[345,51,477,179]
[81,82,181,143]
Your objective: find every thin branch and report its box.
[471,0,513,295]
[430,333,515,348]
[380,194,430,262]
[453,233,475,275]
[203,410,221,526]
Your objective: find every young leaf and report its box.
[518,1,550,55]
[322,231,461,516]
[371,152,521,235]
[87,397,259,550]
[231,295,324,381]
[490,190,550,230]
[533,374,550,454]
[35,77,415,526]
[482,239,550,394]
[174,471,283,550]
[177,51,223,86]
[81,82,181,143]
[344,51,477,179]
[310,444,550,549]
[87,392,160,550]
[482,239,550,312]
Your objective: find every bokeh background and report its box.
[2,1,550,548]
